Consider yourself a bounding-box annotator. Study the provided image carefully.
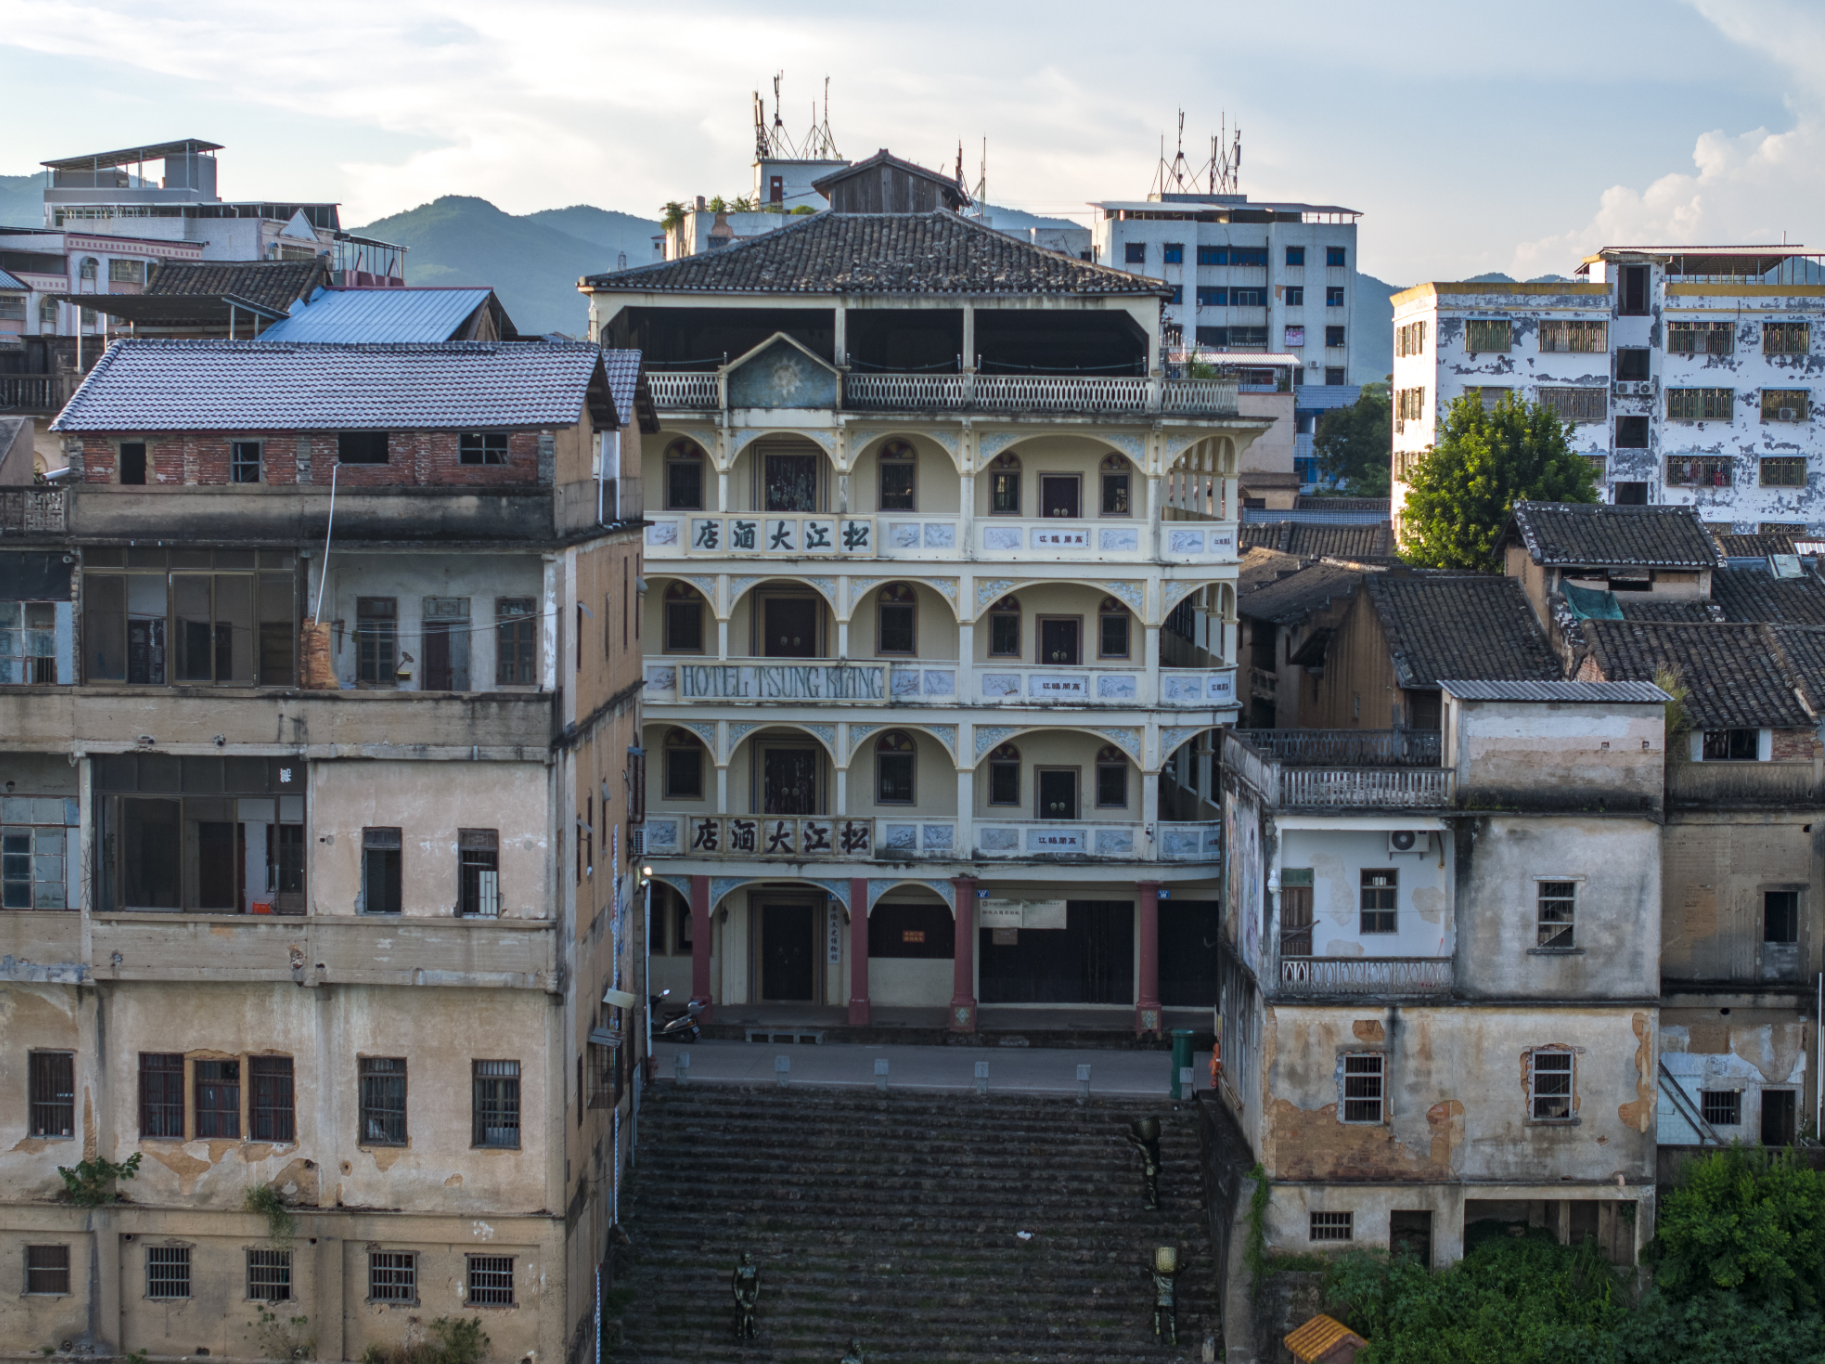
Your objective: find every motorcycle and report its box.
[649,988,703,1044]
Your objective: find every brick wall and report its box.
[78,430,547,486]
[1770,728,1822,761]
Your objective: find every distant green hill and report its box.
[1354,272,1399,386]
[1,174,44,228]
[349,196,659,336]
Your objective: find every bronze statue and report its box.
[1126,1116,1162,1209]
[1149,1245,1182,1346]
[732,1252,760,1341]
[839,1337,866,1364]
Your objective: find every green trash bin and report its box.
[1170,1028,1195,1100]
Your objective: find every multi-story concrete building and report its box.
[1217,678,1666,1305]
[1089,193,1362,386]
[583,152,1268,1033]
[1391,247,1825,538]
[0,337,651,1362]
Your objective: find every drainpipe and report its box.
[313,462,341,623]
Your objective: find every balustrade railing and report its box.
[646,371,719,407]
[0,374,78,415]
[1243,728,1442,767]
[1277,956,1453,995]
[1277,767,1453,808]
[1223,730,1454,808]
[0,487,66,534]
[645,370,1239,415]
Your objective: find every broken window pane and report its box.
[359,1057,407,1145]
[458,830,499,917]
[361,828,402,915]
[1530,1050,1573,1121]
[1536,880,1576,949]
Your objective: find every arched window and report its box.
[664,439,705,511]
[1098,597,1132,660]
[1100,453,1133,516]
[878,439,916,511]
[987,742,1021,807]
[877,583,916,656]
[663,582,706,654]
[78,257,98,282]
[876,730,916,804]
[1095,745,1129,809]
[663,728,707,800]
[987,595,1020,659]
[988,452,1021,515]
[38,297,58,328]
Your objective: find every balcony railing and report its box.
[1223,730,1455,809]
[0,487,66,535]
[646,370,1239,416]
[641,814,1219,863]
[1277,956,1453,995]
[643,511,1238,562]
[642,659,1236,709]
[1277,767,1453,808]
[1666,760,1825,807]
[1243,728,1441,767]
[0,374,79,416]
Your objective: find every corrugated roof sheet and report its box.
[584,211,1169,297]
[0,268,26,291]
[1283,1314,1365,1364]
[1441,679,1671,703]
[1365,573,1562,688]
[51,339,624,432]
[257,288,497,343]
[1505,501,1724,568]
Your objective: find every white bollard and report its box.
[1077,1063,1092,1103]
[1179,1065,1195,1096]
[675,1050,690,1083]
[874,1058,890,1093]
[974,1060,989,1096]
[775,1054,790,1087]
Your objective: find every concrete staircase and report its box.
[610,1084,1215,1363]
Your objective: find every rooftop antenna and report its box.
[1151,110,1199,197]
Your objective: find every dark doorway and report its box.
[195,821,237,911]
[1037,769,1078,820]
[762,748,819,815]
[1039,475,1081,518]
[1619,264,1650,316]
[422,622,455,691]
[761,902,816,1001]
[1390,1210,1432,1265]
[1159,900,1220,1006]
[122,798,180,908]
[119,442,147,485]
[1762,1090,1797,1146]
[1613,482,1649,505]
[979,900,1134,1003]
[1039,617,1080,665]
[763,598,818,657]
[764,454,820,511]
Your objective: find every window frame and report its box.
[1464,319,1511,354]
[1308,1212,1353,1242]
[1325,286,1346,307]
[875,731,916,806]
[1324,325,1346,348]
[876,439,916,511]
[1667,321,1734,356]
[1359,869,1397,935]
[1528,1047,1575,1123]
[358,1056,408,1147]
[1094,748,1128,809]
[1535,879,1577,950]
[1097,600,1131,660]
[229,440,262,484]
[1760,457,1807,489]
[146,1245,191,1300]
[1326,246,1347,268]
[367,1250,418,1304]
[1761,390,1810,423]
[1123,241,1146,265]
[250,1055,295,1143]
[1701,1089,1742,1127]
[194,1057,241,1140]
[28,1050,74,1139]
[662,729,706,801]
[495,597,537,686]
[246,1246,293,1303]
[1667,387,1735,422]
[986,744,1021,807]
[876,584,917,657]
[458,829,500,918]
[471,1059,522,1149]
[1285,286,1305,307]
[466,1254,515,1307]
[361,827,403,915]
[987,597,1021,659]
[1286,246,1305,267]
[663,440,705,511]
[24,1244,71,1295]
[1340,1052,1384,1124]
[986,455,1021,516]
[336,431,390,465]
[1666,456,1733,488]
[1099,455,1132,517]
[661,584,705,655]
[355,596,398,687]
[139,1052,185,1139]
[1763,321,1811,357]
[1161,243,1184,265]
[458,431,509,467]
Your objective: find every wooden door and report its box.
[1280,885,1314,957]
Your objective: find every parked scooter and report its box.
[649,988,703,1043]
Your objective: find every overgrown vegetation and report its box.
[1655,665,1693,758]
[1397,393,1598,568]
[246,1183,298,1244]
[249,1306,314,1361]
[1321,1149,1825,1363]
[57,1153,141,1206]
[1313,385,1392,497]
[359,1317,490,1364]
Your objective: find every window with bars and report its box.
[251,1056,295,1143]
[1761,389,1810,422]
[467,1254,515,1306]
[1359,870,1397,934]
[359,1057,407,1146]
[1762,457,1808,487]
[1701,1090,1742,1126]
[147,1245,191,1299]
[1536,881,1576,949]
[28,1051,74,1138]
[1667,388,1735,421]
[25,1245,70,1294]
[369,1250,417,1303]
[1464,319,1511,353]
[1764,322,1810,356]
[139,1052,185,1138]
[195,1058,240,1139]
[247,1248,292,1302]
[1668,321,1734,355]
[459,829,500,917]
[472,1060,521,1148]
[1537,320,1608,353]
[1309,1212,1354,1242]
[1667,456,1734,487]
[1395,321,1427,357]
[1529,1049,1574,1121]
[0,602,60,689]
[1341,1054,1384,1124]
[1538,387,1608,426]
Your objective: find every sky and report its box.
[1,0,1822,284]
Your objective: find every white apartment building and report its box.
[1392,247,1825,536]
[1089,194,1362,385]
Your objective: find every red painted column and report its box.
[848,877,871,1026]
[1135,880,1162,1036]
[690,874,714,1023]
[950,875,978,1032]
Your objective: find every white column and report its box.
[956,619,975,706]
[716,763,729,814]
[1143,624,1162,703]
[837,618,850,660]
[961,302,976,372]
[717,469,730,513]
[834,303,848,368]
[717,617,730,661]
[836,765,849,818]
[958,472,975,560]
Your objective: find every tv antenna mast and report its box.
[754,73,840,161]
[1209,113,1241,195]
[1148,109,1242,197]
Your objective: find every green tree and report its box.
[1652,1146,1825,1311]
[1313,384,1391,496]
[1398,393,1597,568]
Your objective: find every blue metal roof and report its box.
[0,268,26,291]
[257,287,496,343]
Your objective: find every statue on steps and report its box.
[839,1337,866,1364]
[732,1252,761,1341]
[1126,1115,1162,1209]
[1148,1245,1182,1347]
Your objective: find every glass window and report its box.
[1325,326,1346,348]
[459,830,499,917]
[1326,287,1346,307]
[664,440,704,510]
[472,1060,521,1148]
[1359,869,1397,933]
[1530,1049,1573,1121]
[369,1251,416,1303]
[1098,599,1131,659]
[336,431,389,464]
[1326,247,1346,267]
[1095,747,1127,808]
[1764,322,1810,356]
[877,584,915,656]
[28,1051,74,1138]
[987,454,1020,515]
[147,1246,190,1299]
[877,440,916,511]
[762,452,819,512]
[663,729,705,800]
[194,1058,240,1139]
[1162,243,1183,264]
[355,597,397,686]
[1702,728,1759,760]
[1286,286,1304,307]
[1285,246,1305,266]
[1668,321,1734,356]
[251,1056,294,1142]
[1100,455,1131,516]
[1124,242,1146,264]
[359,1057,407,1145]
[459,432,509,466]
[1761,390,1810,423]
[230,441,261,484]
[1341,1053,1383,1122]
[662,584,703,654]
[876,731,915,804]
[361,827,402,914]
[1536,881,1576,949]
[25,1245,70,1295]
[78,257,97,281]
[987,596,1020,658]
[1667,388,1735,421]
[1765,890,1800,944]
[247,1248,292,1302]
[987,744,1020,807]
[496,598,537,684]
[139,1053,185,1138]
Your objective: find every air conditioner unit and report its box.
[628,829,645,857]
[1637,382,1653,396]
[1779,407,1797,421]
[1387,830,1428,855]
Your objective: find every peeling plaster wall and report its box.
[1277,828,1451,960]
[1662,813,1820,985]
[1449,697,1664,811]
[1659,1010,1811,1143]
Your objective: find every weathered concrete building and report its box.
[1217,679,1667,1288]
[1391,247,1825,536]
[0,337,651,1361]
[583,151,1266,1033]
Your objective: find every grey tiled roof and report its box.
[1364,573,1562,688]
[1238,560,1371,625]
[1715,532,1802,557]
[1578,620,1812,728]
[1710,565,1825,626]
[583,211,1169,296]
[1504,501,1725,568]
[1286,522,1390,558]
[146,259,328,311]
[1618,598,1721,623]
[51,339,632,432]
[1237,547,1307,594]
